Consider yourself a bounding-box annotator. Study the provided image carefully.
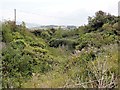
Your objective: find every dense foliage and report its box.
[2,21,54,88]
[1,11,119,88]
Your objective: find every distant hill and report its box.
[30,25,77,30]
[16,21,78,30]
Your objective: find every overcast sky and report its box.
[0,0,119,26]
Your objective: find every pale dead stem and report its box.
[64,59,118,88]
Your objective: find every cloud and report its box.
[1,0,119,25]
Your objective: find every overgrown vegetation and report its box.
[1,11,119,88]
